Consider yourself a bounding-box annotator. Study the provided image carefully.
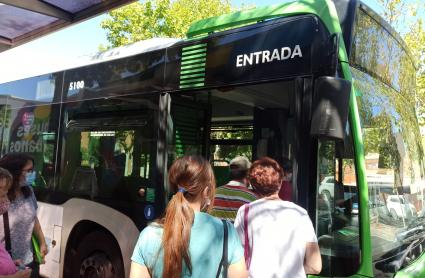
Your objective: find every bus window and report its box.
[210,125,253,161]
[1,104,60,198]
[354,67,425,275]
[316,136,360,276]
[210,125,253,186]
[58,96,159,229]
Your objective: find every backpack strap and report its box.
[216,219,228,278]
[244,204,251,269]
[3,212,12,256]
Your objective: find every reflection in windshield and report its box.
[354,66,425,275]
[316,140,360,277]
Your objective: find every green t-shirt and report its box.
[131,212,244,277]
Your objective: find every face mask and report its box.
[24,171,36,186]
[0,198,10,215]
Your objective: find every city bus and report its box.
[0,0,424,277]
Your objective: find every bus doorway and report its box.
[58,95,161,229]
[168,78,305,201]
[58,95,162,277]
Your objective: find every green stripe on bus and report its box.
[182,48,207,56]
[181,53,207,61]
[180,68,205,75]
[180,72,205,80]
[181,57,206,66]
[179,78,205,84]
[182,43,207,51]
[179,82,204,89]
[181,63,206,70]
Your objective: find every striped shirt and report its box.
[211,181,258,222]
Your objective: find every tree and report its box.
[377,0,425,126]
[101,0,231,48]
[377,0,408,27]
[404,19,425,124]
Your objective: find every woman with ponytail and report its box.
[130,156,247,278]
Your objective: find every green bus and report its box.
[0,0,423,277]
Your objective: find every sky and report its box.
[0,0,388,83]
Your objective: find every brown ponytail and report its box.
[162,156,216,278]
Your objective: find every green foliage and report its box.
[377,0,408,27]
[377,0,425,126]
[404,19,425,125]
[115,130,135,155]
[81,136,100,167]
[0,105,10,129]
[210,127,252,162]
[101,0,231,48]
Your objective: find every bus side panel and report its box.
[61,198,140,278]
[38,202,63,278]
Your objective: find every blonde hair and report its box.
[0,167,13,190]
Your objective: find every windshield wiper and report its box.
[397,225,425,242]
[394,238,423,272]
[375,237,424,273]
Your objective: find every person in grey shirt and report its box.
[0,153,48,278]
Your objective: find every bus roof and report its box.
[0,38,180,84]
[187,0,319,38]
[186,0,350,64]
[187,0,415,67]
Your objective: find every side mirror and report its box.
[310,76,351,140]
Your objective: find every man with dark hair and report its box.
[211,156,257,222]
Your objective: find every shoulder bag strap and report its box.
[216,219,228,278]
[244,204,251,269]
[3,212,12,256]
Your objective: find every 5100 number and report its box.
[69,81,85,90]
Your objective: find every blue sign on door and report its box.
[144,205,155,220]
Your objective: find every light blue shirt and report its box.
[131,212,244,277]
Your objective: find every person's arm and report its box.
[129,262,151,278]
[304,242,322,274]
[0,269,32,278]
[33,217,48,260]
[228,258,248,278]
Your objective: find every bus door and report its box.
[58,95,161,229]
[163,93,210,190]
[168,79,298,191]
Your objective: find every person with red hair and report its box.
[234,157,321,278]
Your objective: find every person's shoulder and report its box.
[219,184,257,197]
[197,212,223,226]
[215,184,230,193]
[282,201,309,215]
[21,185,34,195]
[140,222,163,239]
[134,222,163,255]
[250,199,308,215]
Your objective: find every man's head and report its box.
[229,156,251,181]
[276,157,292,181]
